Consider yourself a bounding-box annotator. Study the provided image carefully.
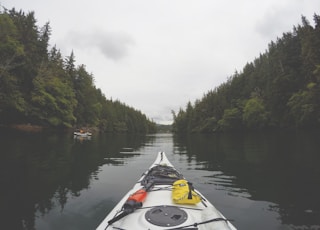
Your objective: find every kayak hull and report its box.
[96,152,236,230]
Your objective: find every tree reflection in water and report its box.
[173,131,320,228]
[0,130,151,230]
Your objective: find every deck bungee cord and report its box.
[109,217,231,230]
[107,163,183,226]
[167,217,231,230]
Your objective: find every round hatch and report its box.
[145,205,188,227]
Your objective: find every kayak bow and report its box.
[97,152,237,230]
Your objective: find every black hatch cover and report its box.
[145,205,188,227]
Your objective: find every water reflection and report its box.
[0,129,153,230]
[173,131,320,229]
[1,130,320,229]
[73,135,92,141]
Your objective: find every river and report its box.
[0,129,320,230]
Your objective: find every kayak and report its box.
[96,152,237,230]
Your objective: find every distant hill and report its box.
[156,124,172,133]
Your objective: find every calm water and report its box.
[0,129,320,230]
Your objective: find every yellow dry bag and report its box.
[172,179,201,205]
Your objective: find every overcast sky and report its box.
[2,0,319,124]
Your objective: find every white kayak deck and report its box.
[96,152,236,230]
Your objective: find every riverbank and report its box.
[8,124,45,132]
[1,124,101,134]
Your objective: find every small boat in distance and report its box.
[96,152,237,230]
[73,129,92,137]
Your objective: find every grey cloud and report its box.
[67,30,135,61]
[95,31,135,60]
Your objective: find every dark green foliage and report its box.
[30,61,77,127]
[287,82,320,127]
[243,98,268,129]
[218,107,243,131]
[0,7,156,133]
[173,14,320,132]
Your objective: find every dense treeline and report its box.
[0,8,156,133]
[172,15,320,133]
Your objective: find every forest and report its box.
[173,14,320,133]
[0,7,156,133]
